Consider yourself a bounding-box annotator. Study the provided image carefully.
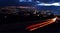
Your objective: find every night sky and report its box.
[0,0,60,15]
[0,0,59,6]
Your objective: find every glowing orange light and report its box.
[25,17,57,31]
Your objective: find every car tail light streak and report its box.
[25,17,57,31]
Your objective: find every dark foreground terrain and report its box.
[0,14,60,33]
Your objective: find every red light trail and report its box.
[25,17,57,31]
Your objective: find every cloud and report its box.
[37,2,60,6]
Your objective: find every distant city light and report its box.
[37,2,60,6]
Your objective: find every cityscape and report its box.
[0,0,60,33]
